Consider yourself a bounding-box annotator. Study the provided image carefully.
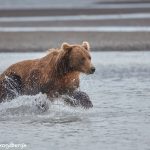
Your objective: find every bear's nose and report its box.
[90,66,96,74]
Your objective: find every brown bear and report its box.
[0,41,95,108]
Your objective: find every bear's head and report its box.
[56,41,95,76]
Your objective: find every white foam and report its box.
[0,26,150,32]
[0,13,150,22]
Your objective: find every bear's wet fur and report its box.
[0,42,95,108]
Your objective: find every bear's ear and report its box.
[82,41,90,51]
[61,42,72,52]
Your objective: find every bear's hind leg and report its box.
[3,74,22,100]
[0,82,6,103]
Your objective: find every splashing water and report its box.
[0,93,89,119]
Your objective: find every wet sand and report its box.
[0,0,150,51]
[0,32,150,52]
[0,8,150,17]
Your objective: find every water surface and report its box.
[0,52,150,150]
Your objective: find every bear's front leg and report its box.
[62,91,93,109]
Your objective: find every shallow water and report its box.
[0,52,150,150]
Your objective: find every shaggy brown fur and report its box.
[0,41,95,102]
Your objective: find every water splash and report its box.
[0,92,91,124]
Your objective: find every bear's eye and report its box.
[79,57,85,64]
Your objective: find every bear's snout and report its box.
[89,66,96,74]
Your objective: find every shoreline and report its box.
[0,49,150,53]
[0,31,150,52]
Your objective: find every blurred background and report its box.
[0,0,150,52]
